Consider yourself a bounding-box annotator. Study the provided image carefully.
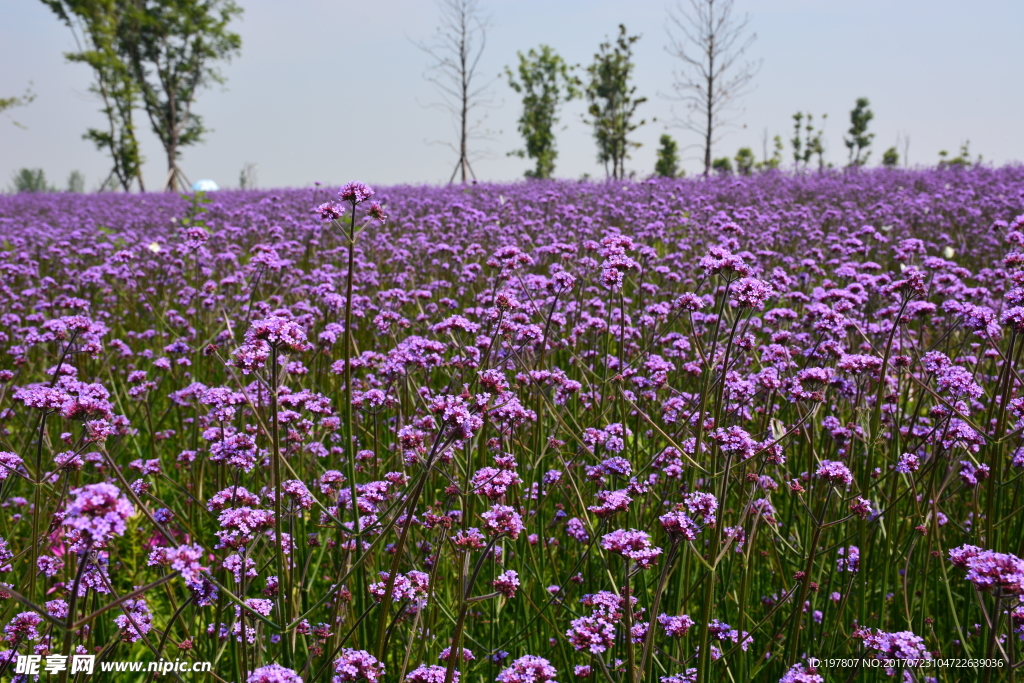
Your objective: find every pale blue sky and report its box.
[2,0,1022,189]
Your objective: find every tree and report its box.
[882,146,899,168]
[67,170,86,192]
[665,0,760,176]
[120,0,242,191]
[844,97,874,167]
[655,134,681,177]
[239,162,258,189]
[754,131,782,171]
[505,46,580,180]
[938,141,978,169]
[897,130,910,167]
[734,146,754,175]
[0,85,36,128]
[711,156,732,174]
[416,0,493,184]
[585,25,647,180]
[10,169,54,193]
[42,0,145,192]
[790,111,826,171]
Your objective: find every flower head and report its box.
[332,649,385,683]
[496,655,557,683]
[815,460,853,486]
[481,504,525,539]
[406,665,454,683]
[601,529,662,568]
[493,570,520,598]
[248,664,304,683]
[315,203,345,221]
[63,482,135,545]
[339,182,374,205]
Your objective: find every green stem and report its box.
[269,348,289,665]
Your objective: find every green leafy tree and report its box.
[585,25,647,180]
[67,170,86,192]
[938,141,978,169]
[790,112,827,171]
[844,97,874,167]
[10,169,54,193]
[120,0,242,190]
[655,134,681,177]
[882,146,899,168]
[712,156,732,174]
[42,0,145,192]
[755,133,783,171]
[506,45,580,179]
[734,147,754,175]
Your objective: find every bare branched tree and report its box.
[665,0,760,176]
[416,0,495,184]
[897,130,911,168]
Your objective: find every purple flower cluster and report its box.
[407,665,455,683]
[566,591,637,654]
[857,628,932,672]
[332,650,384,683]
[248,664,304,683]
[481,504,526,539]
[657,613,695,637]
[63,482,135,545]
[815,460,853,486]
[949,545,1024,595]
[778,663,824,683]
[1,170,1023,680]
[368,570,430,604]
[493,570,520,598]
[496,655,557,683]
[601,529,663,568]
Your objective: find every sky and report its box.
[1,0,1023,191]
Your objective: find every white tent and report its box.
[191,179,219,192]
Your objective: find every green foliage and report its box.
[506,45,580,180]
[938,141,980,169]
[711,156,732,174]
[755,134,784,171]
[0,85,36,128]
[734,147,755,175]
[791,112,827,170]
[882,146,899,168]
[67,170,86,193]
[844,97,874,167]
[44,0,242,191]
[41,0,145,192]
[182,189,213,226]
[585,25,647,180]
[10,168,54,193]
[121,0,242,190]
[655,134,681,178]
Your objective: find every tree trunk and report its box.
[704,80,713,176]
[704,46,714,177]
[167,146,178,191]
[460,97,468,183]
[167,79,178,191]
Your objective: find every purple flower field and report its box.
[0,167,1023,682]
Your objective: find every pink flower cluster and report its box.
[949,544,1024,595]
[62,482,135,545]
[601,529,662,568]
